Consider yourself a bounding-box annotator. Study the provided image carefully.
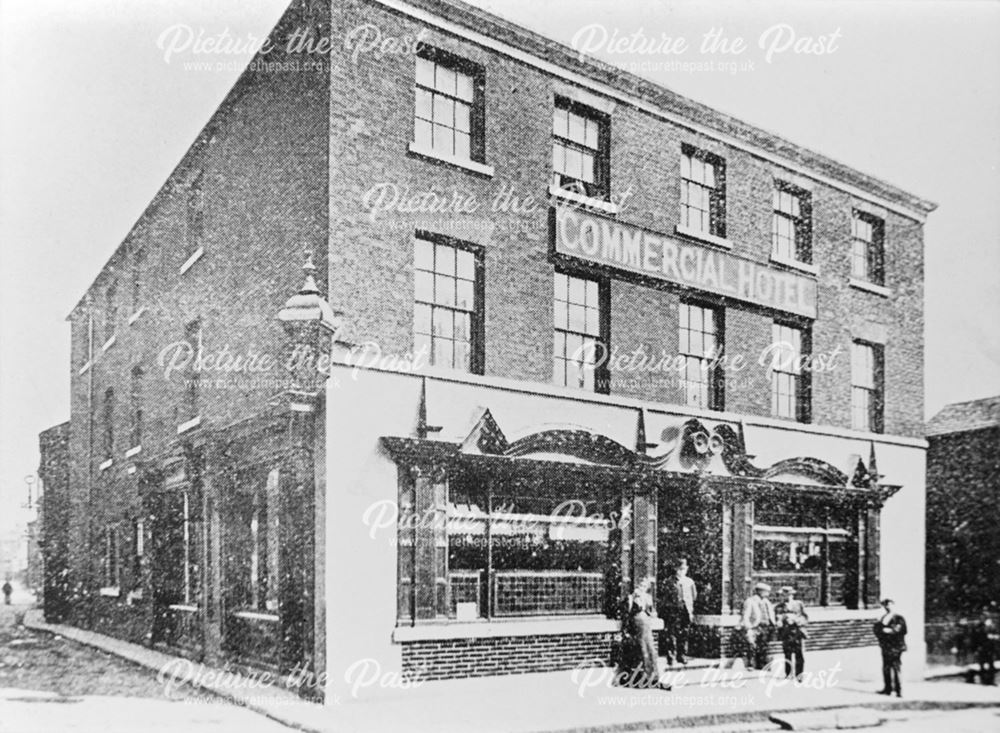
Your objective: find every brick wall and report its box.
[64,0,330,608]
[401,631,619,680]
[330,0,926,439]
[689,619,879,660]
[926,425,1000,617]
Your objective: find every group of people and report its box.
[738,582,810,678]
[739,581,907,696]
[616,565,909,697]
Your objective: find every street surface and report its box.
[813,707,1000,732]
[0,588,293,732]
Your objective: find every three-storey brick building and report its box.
[54,0,934,702]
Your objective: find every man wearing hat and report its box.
[740,582,776,670]
[663,559,698,665]
[774,586,809,679]
[873,598,907,697]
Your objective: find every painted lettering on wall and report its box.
[553,206,817,319]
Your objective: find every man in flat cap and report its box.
[775,586,809,679]
[740,582,776,670]
[873,598,907,697]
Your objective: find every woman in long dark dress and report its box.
[617,577,671,689]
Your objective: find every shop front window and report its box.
[401,469,617,622]
[752,498,856,607]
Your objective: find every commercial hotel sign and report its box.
[554,205,818,319]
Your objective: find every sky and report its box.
[0,0,998,541]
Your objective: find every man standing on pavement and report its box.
[874,597,907,697]
[2,580,11,605]
[774,586,808,679]
[663,559,697,665]
[741,582,776,670]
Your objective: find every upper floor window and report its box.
[553,272,607,393]
[186,172,204,255]
[680,145,726,237]
[131,246,145,314]
[130,366,143,449]
[184,319,202,418]
[851,211,885,285]
[102,387,115,460]
[551,99,609,200]
[851,340,884,433]
[679,302,723,410]
[770,322,811,422]
[413,234,483,373]
[772,184,812,264]
[103,280,118,344]
[414,50,483,163]
[86,313,95,363]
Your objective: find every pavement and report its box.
[16,607,1000,733]
[0,593,291,733]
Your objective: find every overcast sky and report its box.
[1,0,998,538]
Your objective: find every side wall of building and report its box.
[63,2,331,645]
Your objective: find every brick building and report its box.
[39,422,71,621]
[925,396,1000,621]
[54,0,934,702]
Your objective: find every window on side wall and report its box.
[103,524,121,589]
[186,172,204,257]
[130,366,143,449]
[183,319,202,419]
[102,387,115,460]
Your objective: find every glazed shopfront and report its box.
[322,365,913,687]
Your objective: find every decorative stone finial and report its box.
[277,249,341,333]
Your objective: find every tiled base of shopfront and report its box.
[401,631,617,680]
[400,620,879,681]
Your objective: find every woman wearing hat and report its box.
[617,576,671,689]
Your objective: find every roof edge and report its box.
[392,0,937,217]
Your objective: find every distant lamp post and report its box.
[24,475,36,510]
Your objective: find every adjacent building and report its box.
[925,396,1000,622]
[51,0,934,702]
[39,422,71,622]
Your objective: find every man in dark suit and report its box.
[874,598,907,697]
[775,586,808,679]
[663,559,698,665]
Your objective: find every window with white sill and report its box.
[413,50,484,164]
[851,211,885,285]
[772,184,812,265]
[551,98,610,201]
[680,145,726,238]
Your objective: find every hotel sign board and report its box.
[553,205,818,319]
